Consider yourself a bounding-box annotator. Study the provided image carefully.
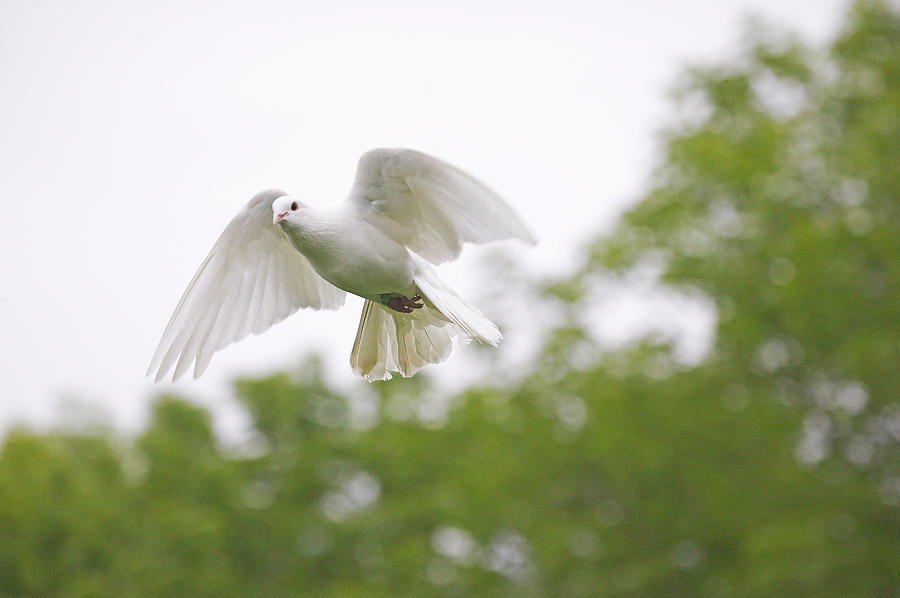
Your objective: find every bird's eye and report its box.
[290,201,298,211]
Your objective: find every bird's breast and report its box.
[285,220,415,300]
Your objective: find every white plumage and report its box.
[148,148,535,382]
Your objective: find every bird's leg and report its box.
[379,293,424,313]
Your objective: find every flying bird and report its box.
[147,148,535,382]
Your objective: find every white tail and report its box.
[350,266,501,381]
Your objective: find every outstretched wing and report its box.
[147,189,346,382]
[348,148,536,265]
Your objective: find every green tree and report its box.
[0,432,128,597]
[581,0,900,491]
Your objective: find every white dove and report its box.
[147,148,535,383]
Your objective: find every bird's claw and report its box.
[382,293,424,313]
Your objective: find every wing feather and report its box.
[348,148,535,264]
[148,189,346,382]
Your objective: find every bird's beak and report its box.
[273,211,288,225]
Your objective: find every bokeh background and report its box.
[2,0,899,595]
[1,0,846,431]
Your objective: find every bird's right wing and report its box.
[348,148,536,265]
[147,189,346,382]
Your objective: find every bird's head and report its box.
[272,195,304,226]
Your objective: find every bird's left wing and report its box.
[147,189,346,382]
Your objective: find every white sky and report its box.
[1,0,846,434]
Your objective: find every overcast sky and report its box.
[1,0,847,434]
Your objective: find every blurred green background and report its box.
[2,1,898,595]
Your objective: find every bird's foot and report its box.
[380,293,424,313]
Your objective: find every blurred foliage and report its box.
[1,1,899,596]
[586,0,900,487]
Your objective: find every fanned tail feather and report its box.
[349,265,500,381]
[350,300,455,381]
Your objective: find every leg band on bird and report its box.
[379,293,424,314]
